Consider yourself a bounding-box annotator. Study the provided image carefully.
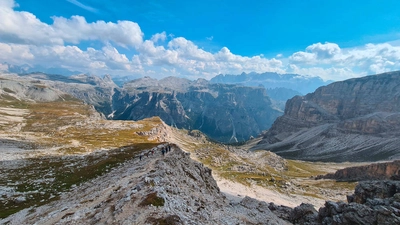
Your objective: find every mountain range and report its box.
[2,70,400,224]
[253,71,400,162]
[7,72,282,143]
[2,65,400,162]
[0,62,81,76]
[211,72,332,95]
[1,63,332,110]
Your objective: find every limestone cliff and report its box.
[253,71,400,162]
[113,77,281,142]
[12,73,281,143]
[317,160,400,181]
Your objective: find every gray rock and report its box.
[290,203,318,224]
[9,73,282,143]
[253,71,400,162]
[317,161,400,182]
[317,181,400,225]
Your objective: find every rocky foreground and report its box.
[2,145,400,225]
[270,180,400,225]
[1,146,288,225]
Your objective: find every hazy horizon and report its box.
[1,0,400,81]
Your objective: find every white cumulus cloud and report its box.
[306,42,341,59]
[150,32,167,43]
[2,0,400,81]
[289,42,400,80]
[0,1,143,47]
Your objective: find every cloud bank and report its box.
[1,0,400,81]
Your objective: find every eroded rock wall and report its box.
[318,161,400,181]
[254,71,400,162]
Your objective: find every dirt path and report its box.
[163,126,326,208]
[214,173,325,208]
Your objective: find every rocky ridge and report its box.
[3,144,400,225]
[1,147,289,225]
[254,71,400,162]
[0,74,69,102]
[4,72,400,224]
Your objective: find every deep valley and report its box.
[0,71,400,224]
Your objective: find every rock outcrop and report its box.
[269,181,400,225]
[1,147,289,225]
[317,160,400,181]
[318,181,400,225]
[254,71,400,162]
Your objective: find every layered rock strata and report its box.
[254,71,400,162]
[7,73,282,143]
[317,160,400,181]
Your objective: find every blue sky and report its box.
[1,0,400,81]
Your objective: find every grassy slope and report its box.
[0,86,361,218]
[168,128,359,204]
[0,96,162,218]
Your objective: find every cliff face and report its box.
[317,161,400,181]
[210,72,328,112]
[10,73,281,143]
[254,71,400,162]
[113,81,280,142]
[281,73,400,128]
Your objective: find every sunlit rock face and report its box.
[317,160,400,181]
[210,72,331,112]
[113,77,282,143]
[14,73,282,143]
[254,71,400,162]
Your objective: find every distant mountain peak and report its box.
[0,62,81,76]
[210,72,331,95]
